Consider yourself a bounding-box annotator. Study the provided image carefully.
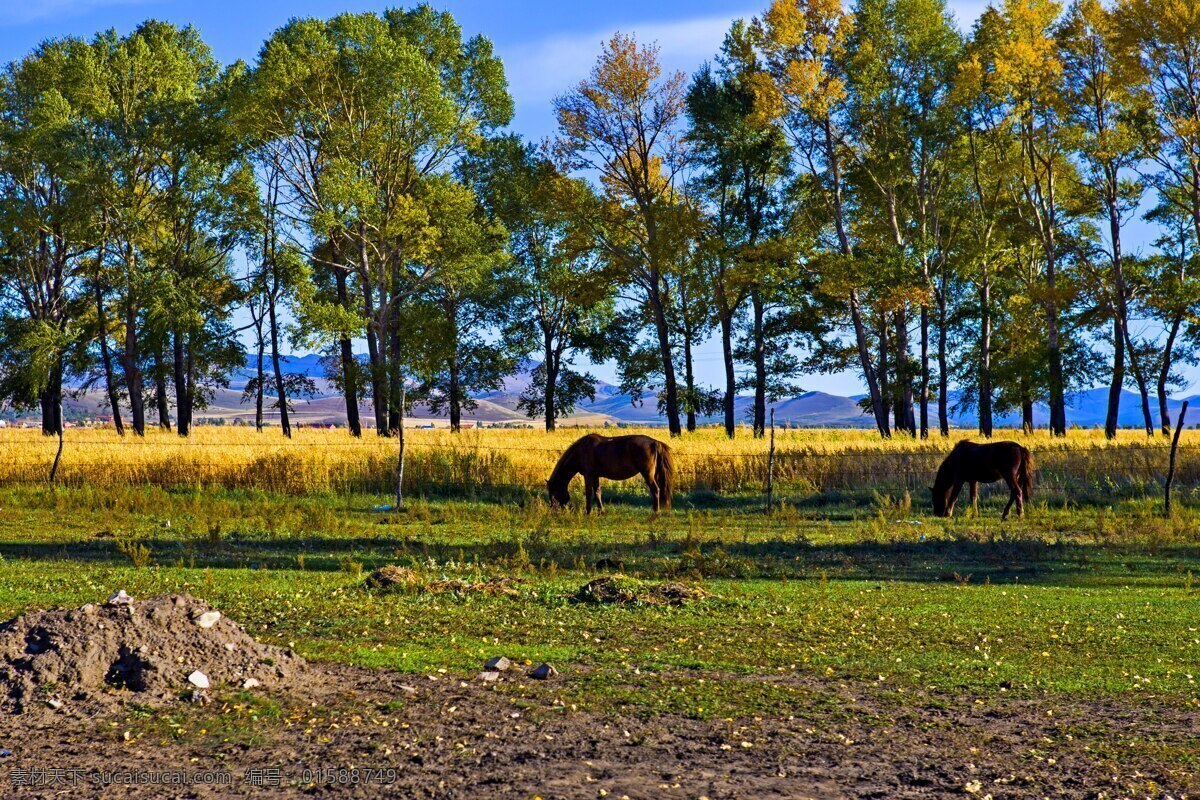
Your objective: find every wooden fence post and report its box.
[396,381,406,510]
[1165,400,1188,517]
[765,408,775,514]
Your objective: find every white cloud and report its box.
[503,11,754,111]
[0,0,152,26]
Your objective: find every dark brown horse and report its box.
[931,441,1033,520]
[547,434,675,513]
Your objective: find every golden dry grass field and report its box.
[2,425,1197,500]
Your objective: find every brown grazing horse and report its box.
[547,434,675,513]
[931,440,1033,520]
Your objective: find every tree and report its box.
[844,0,963,437]
[79,21,235,436]
[554,33,691,436]
[1058,0,1154,437]
[407,176,516,432]
[462,137,615,431]
[989,0,1085,436]
[759,0,892,437]
[0,37,94,435]
[687,21,794,437]
[243,6,511,435]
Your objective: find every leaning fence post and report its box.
[765,408,776,514]
[1165,400,1188,517]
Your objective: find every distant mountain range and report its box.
[30,354,1196,429]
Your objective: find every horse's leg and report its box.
[584,475,595,515]
[1001,473,1019,521]
[642,468,660,513]
[595,482,604,514]
[947,481,964,517]
[970,482,978,515]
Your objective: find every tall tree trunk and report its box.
[920,304,930,439]
[895,309,915,436]
[544,331,558,433]
[751,291,767,438]
[358,232,387,435]
[936,288,948,437]
[40,359,63,436]
[850,290,889,437]
[1105,316,1124,440]
[978,274,993,438]
[254,331,265,433]
[719,312,736,438]
[268,293,291,438]
[683,328,697,433]
[1158,313,1183,436]
[95,282,124,435]
[878,312,892,428]
[448,350,461,433]
[823,116,888,436]
[174,333,191,436]
[649,276,681,437]
[123,298,145,437]
[1045,235,1066,436]
[154,363,170,431]
[334,266,361,437]
[1020,375,1034,433]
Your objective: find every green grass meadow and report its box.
[2,483,1199,722]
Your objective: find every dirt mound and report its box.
[364,566,521,597]
[574,575,709,606]
[0,593,304,713]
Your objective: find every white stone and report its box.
[193,611,221,629]
[242,678,261,689]
[187,671,210,689]
[105,590,133,607]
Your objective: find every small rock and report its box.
[242,678,261,689]
[479,670,500,683]
[45,698,63,710]
[0,749,11,757]
[484,656,512,672]
[193,611,221,629]
[190,689,211,706]
[528,663,558,680]
[224,642,237,652]
[187,671,210,689]
[79,603,96,614]
[399,685,417,696]
[105,590,133,607]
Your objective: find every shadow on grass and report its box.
[2,530,1198,589]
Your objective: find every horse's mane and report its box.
[548,435,593,487]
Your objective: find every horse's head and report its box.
[547,478,570,509]
[930,483,951,517]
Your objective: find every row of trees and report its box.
[1,0,1199,441]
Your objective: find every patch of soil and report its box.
[574,574,709,606]
[364,566,521,597]
[1,664,1198,798]
[0,594,303,713]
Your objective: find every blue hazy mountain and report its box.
[53,355,1193,428]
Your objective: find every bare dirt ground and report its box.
[2,661,1197,799]
[1,594,1195,799]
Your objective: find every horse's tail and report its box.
[655,441,675,510]
[1019,446,1034,500]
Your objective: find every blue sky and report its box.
[7,0,1186,399]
